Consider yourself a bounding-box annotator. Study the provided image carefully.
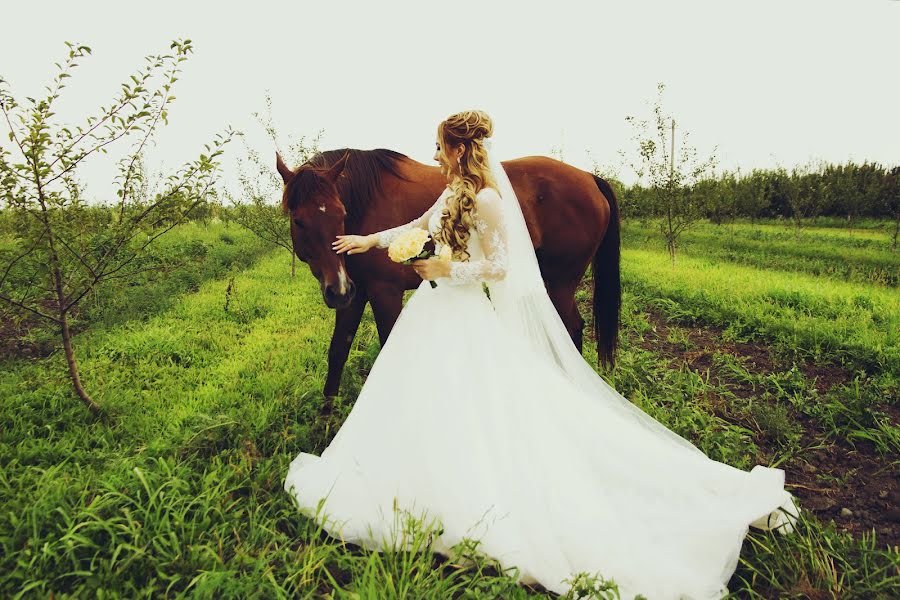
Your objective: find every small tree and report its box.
[0,40,233,413]
[225,92,323,277]
[733,168,770,222]
[881,166,900,250]
[856,162,885,228]
[625,82,717,264]
[778,161,823,234]
[696,174,729,225]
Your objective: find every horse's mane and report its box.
[283,148,413,221]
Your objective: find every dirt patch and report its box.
[630,306,898,549]
[636,308,852,395]
[780,430,899,547]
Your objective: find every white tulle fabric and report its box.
[285,138,799,599]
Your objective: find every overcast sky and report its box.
[1,0,897,203]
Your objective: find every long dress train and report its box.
[285,186,798,600]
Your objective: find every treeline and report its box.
[620,160,900,230]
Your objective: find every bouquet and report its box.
[387,228,452,288]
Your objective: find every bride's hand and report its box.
[410,257,450,280]
[333,234,377,255]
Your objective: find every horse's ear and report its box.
[276,152,293,184]
[323,149,351,182]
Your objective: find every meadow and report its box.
[1,219,897,599]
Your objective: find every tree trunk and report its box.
[40,197,101,415]
[666,201,675,265]
[892,214,898,250]
[32,159,102,415]
[60,310,101,414]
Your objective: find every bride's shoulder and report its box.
[472,187,503,236]
[476,186,501,203]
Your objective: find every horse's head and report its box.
[278,150,357,309]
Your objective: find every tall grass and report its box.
[621,247,899,375]
[623,221,898,286]
[2,226,897,598]
[1,220,277,358]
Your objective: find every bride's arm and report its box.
[374,193,446,249]
[447,188,508,283]
[335,191,447,255]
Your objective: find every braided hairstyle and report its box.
[434,110,498,261]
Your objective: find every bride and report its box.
[284,110,799,599]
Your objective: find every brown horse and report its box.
[277,148,620,398]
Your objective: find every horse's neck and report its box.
[353,158,446,232]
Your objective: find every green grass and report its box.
[737,217,894,240]
[620,247,899,376]
[1,222,898,598]
[623,221,899,286]
[1,220,278,357]
[0,247,561,598]
[76,220,279,327]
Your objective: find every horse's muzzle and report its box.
[323,281,356,309]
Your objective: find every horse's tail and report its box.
[591,175,622,367]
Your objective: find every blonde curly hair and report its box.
[434,110,498,261]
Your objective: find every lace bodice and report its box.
[375,186,508,285]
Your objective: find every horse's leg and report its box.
[323,288,369,403]
[368,283,405,346]
[546,279,586,353]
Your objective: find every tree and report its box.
[625,82,718,264]
[823,162,857,232]
[225,92,323,277]
[856,162,885,226]
[882,166,900,250]
[733,168,770,222]
[777,161,824,234]
[696,173,730,225]
[0,40,233,413]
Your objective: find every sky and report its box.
[0,0,897,204]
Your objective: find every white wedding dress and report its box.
[285,185,799,600]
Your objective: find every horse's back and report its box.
[501,156,610,267]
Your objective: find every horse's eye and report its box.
[293,218,304,229]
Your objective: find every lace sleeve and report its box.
[448,188,508,283]
[375,191,447,249]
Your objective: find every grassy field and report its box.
[0,220,275,359]
[1,219,898,598]
[622,221,898,286]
